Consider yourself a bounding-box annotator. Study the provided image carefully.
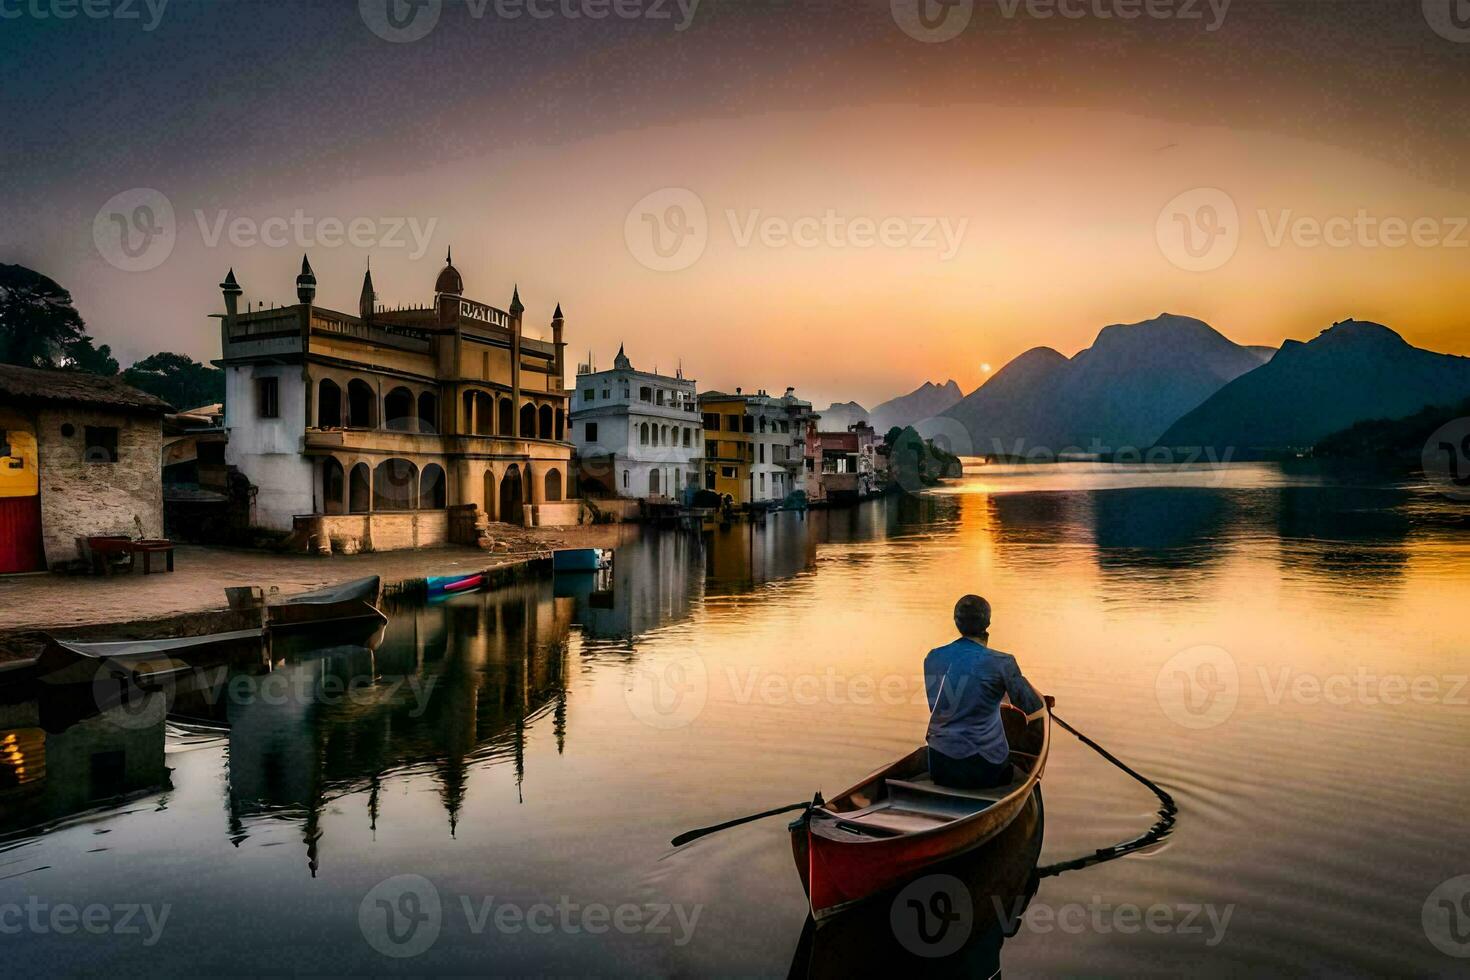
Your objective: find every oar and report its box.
[670,792,823,847]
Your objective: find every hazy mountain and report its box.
[943,314,1271,456]
[870,380,964,433]
[815,400,868,431]
[1157,320,1470,452]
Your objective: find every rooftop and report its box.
[0,363,172,414]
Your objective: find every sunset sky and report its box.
[2,0,1468,408]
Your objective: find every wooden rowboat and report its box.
[790,701,1050,920]
[267,576,386,632]
[35,629,265,687]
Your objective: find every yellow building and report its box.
[699,392,753,504]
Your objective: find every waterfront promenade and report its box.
[0,524,628,649]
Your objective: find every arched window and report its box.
[420,463,447,509]
[462,391,476,434]
[661,425,670,446]
[651,424,659,447]
[554,408,564,441]
[372,458,418,510]
[321,457,344,514]
[347,379,376,428]
[499,463,523,524]
[639,422,649,446]
[483,469,497,521]
[544,468,563,502]
[384,387,415,432]
[520,402,536,438]
[649,469,660,495]
[418,392,438,434]
[475,391,494,436]
[349,463,371,513]
[682,427,691,448]
[317,379,342,428]
[498,397,513,436]
[538,404,553,439]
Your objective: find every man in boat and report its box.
[924,594,1045,789]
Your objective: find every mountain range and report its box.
[940,314,1272,456]
[1157,320,1470,452]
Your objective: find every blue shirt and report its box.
[924,637,1043,763]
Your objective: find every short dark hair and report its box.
[954,594,991,636]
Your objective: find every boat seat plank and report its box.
[837,807,952,836]
[889,771,1029,803]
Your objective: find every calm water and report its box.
[3,462,1468,976]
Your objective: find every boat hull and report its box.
[267,576,385,632]
[791,706,1049,920]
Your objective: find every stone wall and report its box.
[34,407,164,566]
[526,502,583,527]
[292,510,450,553]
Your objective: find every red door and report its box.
[0,495,44,573]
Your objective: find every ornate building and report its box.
[217,253,579,549]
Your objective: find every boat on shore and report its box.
[790,701,1050,920]
[552,548,612,573]
[34,628,266,687]
[266,576,386,632]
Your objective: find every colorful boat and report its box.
[425,572,486,597]
[266,576,386,632]
[789,701,1050,920]
[552,548,612,573]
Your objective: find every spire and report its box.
[359,262,375,320]
[553,302,563,320]
[613,344,631,371]
[220,267,241,294]
[295,254,316,304]
[509,285,524,317]
[436,247,463,295]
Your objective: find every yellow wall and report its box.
[0,409,38,498]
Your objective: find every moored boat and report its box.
[266,576,386,631]
[552,548,611,573]
[425,572,486,598]
[35,628,266,687]
[790,701,1050,920]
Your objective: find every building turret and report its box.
[551,303,565,391]
[359,262,375,321]
[220,268,242,329]
[435,246,464,296]
[296,254,316,305]
[613,343,631,371]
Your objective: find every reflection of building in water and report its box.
[564,531,703,640]
[221,582,573,872]
[704,511,820,595]
[0,693,170,835]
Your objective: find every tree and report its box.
[121,352,224,411]
[0,264,91,369]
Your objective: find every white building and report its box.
[744,387,817,503]
[569,346,702,501]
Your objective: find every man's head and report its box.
[954,594,992,638]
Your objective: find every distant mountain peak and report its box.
[1314,319,1409,348]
